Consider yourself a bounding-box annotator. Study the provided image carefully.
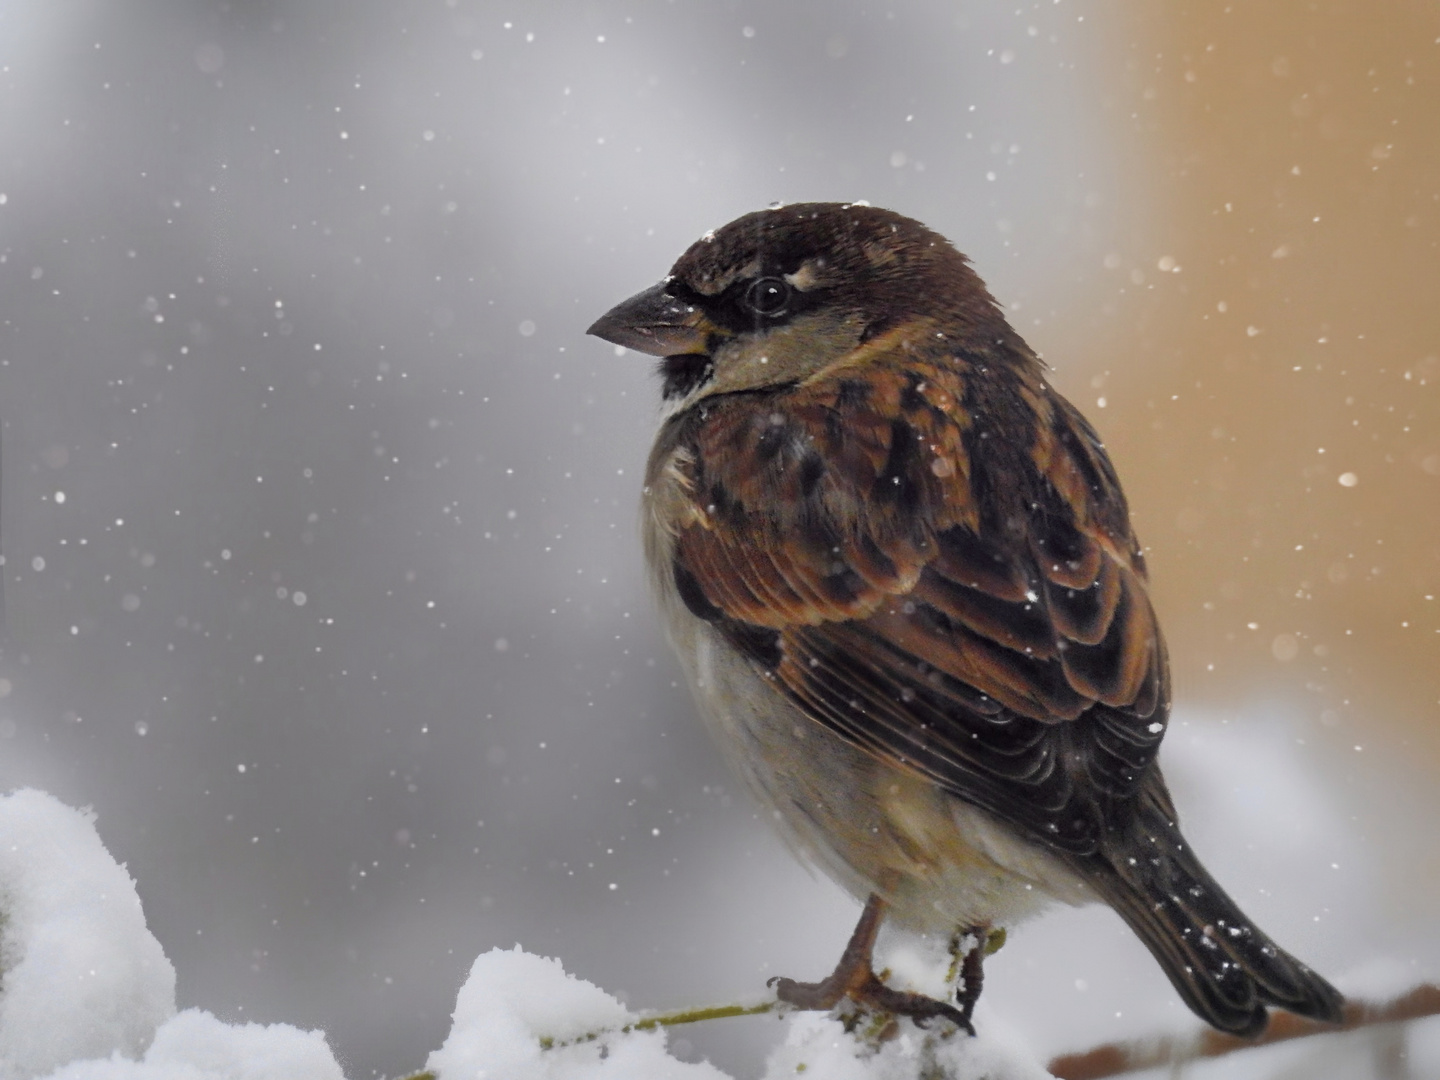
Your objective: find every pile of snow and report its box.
[765,1012,1050,1080]
[751,932,1050,1080]
[0,789,175,1077]
[41,1013,342,1080]
[0,789,342,1080]
[427,947,728,1079]
[0,788,1053,1079]
[426,946,1051,1080]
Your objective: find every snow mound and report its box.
[39,1011,344,1080]
[0,789,176,1079]
[0,789,345,1080]
[427,946,728,1080]
[763,1011,1052,1080]
[429,946,1054,1080]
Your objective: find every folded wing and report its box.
[664,347,1169,856]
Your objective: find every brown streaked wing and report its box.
[667,347,1169,852]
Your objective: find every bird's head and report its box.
[587,202,1007,405]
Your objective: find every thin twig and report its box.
[1046,983,1440,1080]
[390,997,779,1080]
[534,995,781,1049]
[387,994,782,1079]
[627,996,781,1032]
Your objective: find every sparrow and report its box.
[588,203,1343,1036]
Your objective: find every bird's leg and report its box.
[952,923,989,1031]
[769,892,886,1009]
[769,893,973,1033]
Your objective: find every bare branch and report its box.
[1047,983,1440,1079]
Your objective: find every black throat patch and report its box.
[658,354,714,400]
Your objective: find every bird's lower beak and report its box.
[587,281,712,357]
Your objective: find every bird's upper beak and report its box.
[587,280,713,357]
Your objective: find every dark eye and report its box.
[743,277,791,317]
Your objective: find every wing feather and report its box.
[663,346,1169,855]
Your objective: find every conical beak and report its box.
[587,281,712,357]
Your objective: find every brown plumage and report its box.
[589,202,1343,1037]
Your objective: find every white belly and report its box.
[669,601,1091,933]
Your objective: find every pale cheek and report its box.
[708,317,860,394]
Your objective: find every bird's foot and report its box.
[767,893,974,1034]
[851,973,974,1034]
[768,970,848,1011]
[950,923,989,1033]
[769,969,973,1034]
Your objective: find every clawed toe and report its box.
[854,974,974,1034]
[769,974,845,1011]
[769,969,973,1035]
[765,896,978,1035]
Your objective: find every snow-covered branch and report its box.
[1048,982,1440,1079]
[0,788,1433,1080]
[0,788,1051,1080]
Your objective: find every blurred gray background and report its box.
[1,2,1436,1077]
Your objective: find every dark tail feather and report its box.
[1085,788,1345,1037]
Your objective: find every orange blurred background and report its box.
[1041,0,1438,892]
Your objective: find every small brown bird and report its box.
[588,203,1343,1036]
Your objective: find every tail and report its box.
[1084,784,1345,1037]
